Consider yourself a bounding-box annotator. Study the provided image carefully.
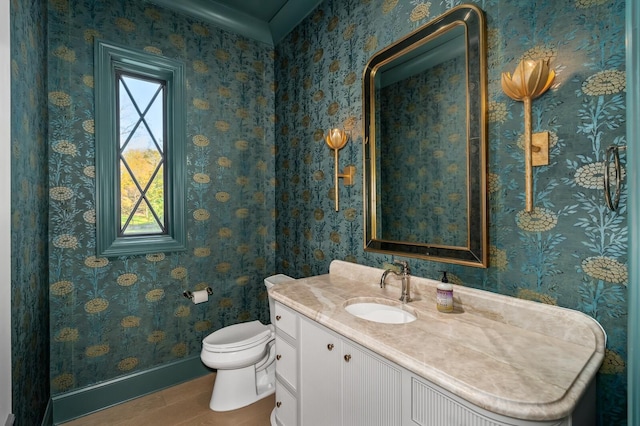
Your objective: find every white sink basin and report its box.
[344,300,417,324]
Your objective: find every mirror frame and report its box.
[363,4,488,268]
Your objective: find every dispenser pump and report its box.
[440,271,448,283]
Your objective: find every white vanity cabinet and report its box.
[276,304,595,426]
[276,308,595,426]
[270,262,603,426]
[299,316,402,426]
[273,302,299,426]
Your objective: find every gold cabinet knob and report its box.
[276,354,282,361]
[344,354,351,362]
[327,343,334,351]
[276,315,281,321]
[276,401,282,408]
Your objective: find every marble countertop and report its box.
[269,260,605,421]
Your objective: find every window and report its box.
[118,72,167,235]
[95,40,186,256]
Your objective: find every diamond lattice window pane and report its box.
[126,199,164,235]
[122,136,162,191]
[146,95,164,154]
[120,163,140,228]
[118,80,137,147]
[122,75,158,117]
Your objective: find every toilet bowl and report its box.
[200,274,294,412]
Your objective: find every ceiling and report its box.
[145,0,322,46]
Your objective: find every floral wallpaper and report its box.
[10,0,50,424]
[47,0,276,395]
[7,0,628,424]
[379,55,468,245]
[274,0,627,424]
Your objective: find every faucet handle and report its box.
[394,260,410,273]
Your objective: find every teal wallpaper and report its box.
[10,0,51,424]
[7,0,627,424]
[274,0,627,423]
[47,0,276,394]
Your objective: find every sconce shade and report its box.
[324,128,354,211]
[501,59,555,102]
[325,128,349,151]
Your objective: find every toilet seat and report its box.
[203,320,273,353]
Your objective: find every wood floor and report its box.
[60,373,275,426]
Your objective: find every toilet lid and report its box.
[203,320,272,351]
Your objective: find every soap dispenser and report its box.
[436,271,454,313]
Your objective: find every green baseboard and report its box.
[52,355,210,425]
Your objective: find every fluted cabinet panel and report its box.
[342,341,402,426]
[411,378,567,426]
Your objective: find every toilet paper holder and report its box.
[183,287,213,300]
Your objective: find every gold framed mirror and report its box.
[363,4,488,267]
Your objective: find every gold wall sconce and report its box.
[501,59,555,212]
[325,128,356,211]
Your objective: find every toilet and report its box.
[200,274,294,412]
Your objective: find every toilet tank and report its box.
[264,274,294,324]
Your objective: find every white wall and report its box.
[0,0,13,423]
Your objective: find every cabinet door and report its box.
[299,319,342,426]
[342,341,402,426]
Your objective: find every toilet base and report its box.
[210,364,275,412]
